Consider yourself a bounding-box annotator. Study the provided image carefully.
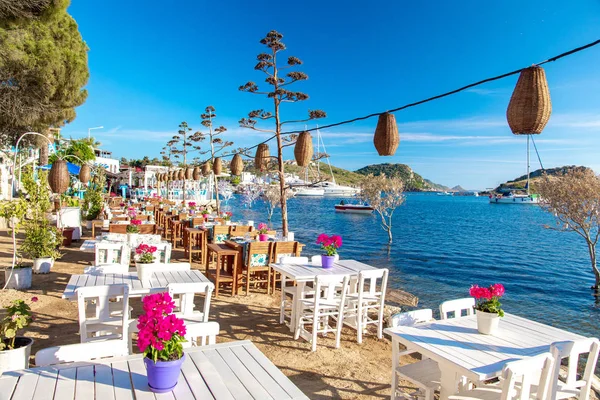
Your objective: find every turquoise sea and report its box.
[225,193,599,338]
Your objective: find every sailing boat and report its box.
[489,135,540,204]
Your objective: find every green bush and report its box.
[21,222,61,259]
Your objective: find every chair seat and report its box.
[396,358,441,392]
[448,386,504,400]
[299,299,342,309]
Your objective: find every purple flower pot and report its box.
[144,354,185,393]
[321,255,335,268]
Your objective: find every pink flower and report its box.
[258,223,267,230]
[491,284,505,298]
[331,235,343,248]
[31,296,38,302]
[316,234,329,245]
[131,219,142,226]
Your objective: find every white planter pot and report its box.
[476,310,500,335]
[32,257,54,274]
[225,221,231,226]
[128,233,139,247]
[135,262,157,284]
[4,268,32,290]
[86,220,93,230]
[0,337,33,374]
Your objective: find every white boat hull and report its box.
[489,195,539,204]
[294,188,325,196]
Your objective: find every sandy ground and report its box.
[0,228,420,399]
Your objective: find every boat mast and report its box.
[316,127,321,180]
[317,126,336,185]
[526,135,530,195]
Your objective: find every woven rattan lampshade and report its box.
[202,163,211,176]
[255,143,269,171]
[79,164,91,184]
[168,171,174,181]
[506,66,552,135]
[177,169,184,181]
[193,166,200,180]
[294,131,313,167]
[49,159,70,194]
[373,112,400,156]
[213,157,222,175]
[185,167,193,180]
[230,154,244,175]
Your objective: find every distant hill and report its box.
[355,163,431,191]
[451,185,467,192]
[424,179,450,191]
[493,165,591,192]
[284,162,365,187]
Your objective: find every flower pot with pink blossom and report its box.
[135,243,159,283]
[470,283,505,335]
[257,223,270,242]
[137,293,186,393]
[0,297,37,373]
[316,234,342,268]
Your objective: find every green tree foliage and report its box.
[0,0,89,145]
[355,163,429,191]
[49,137,95,165]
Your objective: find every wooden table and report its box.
[0,340,309,399]
[270,259,380,331]
[384,313,587,400]
[63,270,214,300]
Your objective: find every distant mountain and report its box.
[355,163,433,191]
[451,185,467,192]
[493,165,591,192]
[424,179,450,191]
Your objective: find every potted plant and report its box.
[4,258,33,290]
[200,208,209,221]
[470,284,505,335]
[135,244,158,283]
[137,293,186,392]
[21,223,62,274]
[316,234,342,269]
[127,219,142,246]
[221,211,232,225]
[0,298,36,373]
[257,223,270,242]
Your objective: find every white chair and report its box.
[84,264,131,275]
[439,298,475,320]
[389,309,440,400]
[145,262,191,272]
[549,338,600,400]
[76,284,131,344]
[94,242,131,266]
[449,352,555,400]
[310,254,339,266]
[104,233,127,241]
[183,321,220,348]
[168,282,213,322]
[35,339,129,367]
[345,268,389,344]
[278,256,310,327]
[153,242,172,263]
[294,275,350,352]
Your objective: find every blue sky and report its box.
[62,1,600,189]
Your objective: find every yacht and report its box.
[294,187,325,196]
[316,181,359,197]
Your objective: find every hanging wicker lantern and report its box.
[177,169,184,180]
[230,154,244,175]
[49,159,70,194]
[506,66,552,135]
[255,143,269,171]
[169,171,174,181]
[213,157,222,175]
[373,112,400,156]
[202,163,211,176]
[79,164,91,184]
[185,167,193,180]
[156,173,162,183]
[193,166,200,180]
[294,131,313,167]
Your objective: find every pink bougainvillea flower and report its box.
[31,296,38,302]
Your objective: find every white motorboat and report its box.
[334,202,374,214]
[316,181,359,197]
[437,191,453,196]
[294,187,325,196]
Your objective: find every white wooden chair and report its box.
[168,282,213,322]
[310,254,339,266]
[439,298,475,320]
[278,256,310,327]
[345,268,389,344]
[294,274,350,352]
[389,309,440,400]
[183,321,220,348]
[84,264,131,275]
[145,262,191,272]
[449,352,555,400]
[104,233,127,241]
[153,242,172,263]
[549,338,600,400]
[35,339,129,367]
[94,242,130,266]
[76,284,131,344]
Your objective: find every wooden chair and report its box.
[240,242,273,295]
[169,219,184,248]
[184,228,207,266]
[231,225,253,235]
[212,225,231,244]
[439,298,475,319]
[190,217,204,228]
[270,241,301,294]
[145,205,155,212]
[549,338,600,400]
[111,216,128,222]
[35,339,129,366]
[206,244,239,297]
[136,214,150,221]
[108,224,128,234]
[138,224,155,234]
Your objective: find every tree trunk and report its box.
[387,217,393,244]
[587,241,599,291]
[38,129,51,165]
[273,50,288,237]
[213,174,220,214]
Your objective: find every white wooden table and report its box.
[385,313,587,400]
[63,270,214,300]
[0,340,309,399]
[270,259,380,332]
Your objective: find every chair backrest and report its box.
[95,242,130,266]
[35,339,129,367]
[390,309,434,327]
[190,217,204,228]
[84,264,130,275]
[138,224,155,234]
[76,284,130,343]
[500,353,555,400]
[111,216,128,222]
[357,268,388,298]
[145,205,155,212]
[439,297,475,319]
[152,242,172,263]
[183,321,220,348]
[280,256,309,264]
[136,214,150,221]
[168,282,212,319]
[105,233,127,241]
[247,242,273,268]
[550,338,600,400]
[313,274,350,310]
[272,241,300,263]
[231,225,252,234]
[311,254,339,266]
[109,224,128,234]
[213,225,231,243]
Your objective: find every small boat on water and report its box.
[489,190,539,204]
[334,202,374,214]
[437,191,454,196]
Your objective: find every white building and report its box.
[93,149,120,174]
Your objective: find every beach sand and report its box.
[0,228,419,399]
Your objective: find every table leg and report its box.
[391,337,399,400]
[439,367,460,400]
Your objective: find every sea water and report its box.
[226,193,599,338]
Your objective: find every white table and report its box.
[79,237,168,253]
[0,340,309,399]
[385,313,587,400]
[270,259,380,332]
[63,270,214,300]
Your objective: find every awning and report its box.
[39,162,81,175]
